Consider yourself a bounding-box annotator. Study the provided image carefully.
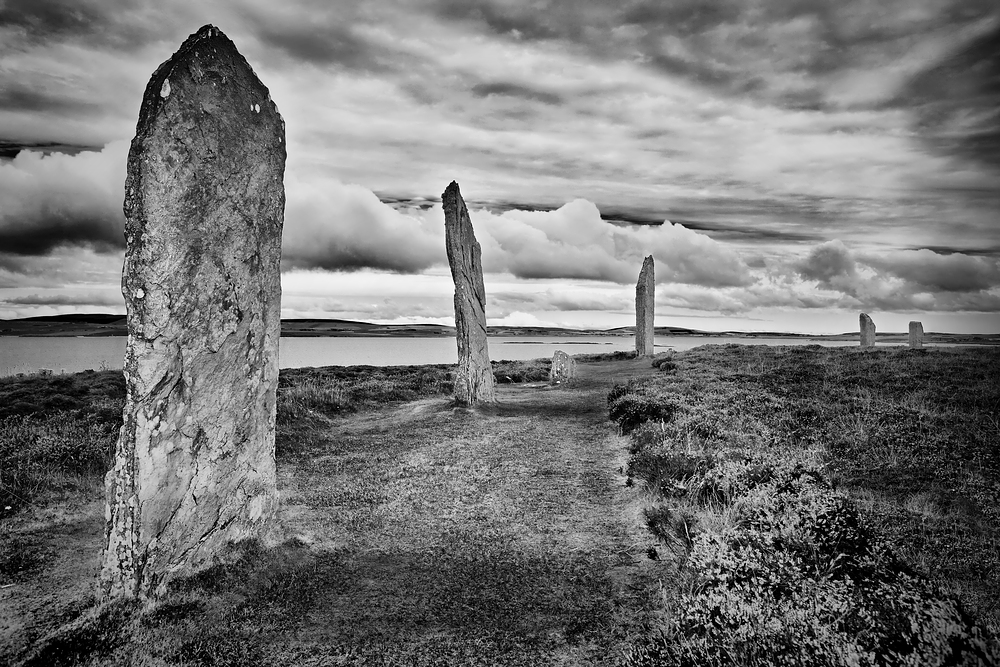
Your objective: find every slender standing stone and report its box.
[635,256,655,356]
[550,350,576,383]
[443,181,496,406]
[909,321,924,349]
[860,313,876,348]
[101,25,285,600]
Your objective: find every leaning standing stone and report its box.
[550,350,576,383]
[443,181,496,406]
[101,25,285,600]
[635,256,655,356]
[860,313,876,348]
[909,321,924,349]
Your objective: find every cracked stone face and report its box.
[100,24,285,600]
[443,181,496,406]
[909,321,924,349]
[860,313,876,348]
[550,350,576,382]
[635,256,655,357]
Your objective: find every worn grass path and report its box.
[264,357,666,665]
[5,358,671,666]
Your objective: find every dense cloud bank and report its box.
[0,142,127,254]
[1,143,998,324]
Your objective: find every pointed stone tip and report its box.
[442,181,462,206]
[192,24,225,39]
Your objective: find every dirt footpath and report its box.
[4,358,669,666]
[274,357,666,664]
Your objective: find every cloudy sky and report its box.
[1,0,998,334]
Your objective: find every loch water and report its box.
[0,335,870,377]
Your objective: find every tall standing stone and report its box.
[909,321,924,349]
[101,25,285,600]
[860,313,876,348]
[635,256,655,356]
[443,181,496,406]
[550,350,576,383]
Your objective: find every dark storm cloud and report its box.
[3,291,121,307]
[0,0,105,39]
[901,21,1000,169]
[923,244,1000,257]
[433,0,563,41]
[0,0,164,50]
[0,210,122,255]
[250,21,390,71]
[864,250,1000,293]
[0,81,103,114]
[793,239,1000,313]
[433,0,999,113]
[470,82,563,105]
[795,240,856,286]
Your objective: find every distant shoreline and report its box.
[0,314,997,345]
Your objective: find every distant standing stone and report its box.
[443,181,496,406]
[636,256,655,356]
[550,350,576,383]
[860,313,876,348]
[909,321,924,349]
[101,25,285,600]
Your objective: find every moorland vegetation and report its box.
[609,345,1000,666]
[2,346,999,666]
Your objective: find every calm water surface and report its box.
[0,334,880,377]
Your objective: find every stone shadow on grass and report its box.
[119,537,624,663]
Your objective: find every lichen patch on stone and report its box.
[160,79,170,99]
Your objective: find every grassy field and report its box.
[2,354,664,666]
[608,345,1000,665]
[2,346,998,665]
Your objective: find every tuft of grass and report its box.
[643,504,697,552]
[0,413,116,514]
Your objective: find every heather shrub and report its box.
[629,451,716,497]
[627,519,1000,667]
[610,393,677,434]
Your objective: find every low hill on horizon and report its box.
[1,313,996,343]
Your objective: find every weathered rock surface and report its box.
[101,25,285,600]
[909,321,924,349]
[550,350,576,383]
[860,313,876,348]
[443,181,495,406]
[635,256,655,356]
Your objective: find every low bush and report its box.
[491,358,551,383]
[609,393,677,434]
[650,353,677,372]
